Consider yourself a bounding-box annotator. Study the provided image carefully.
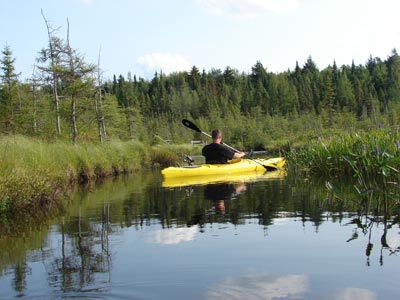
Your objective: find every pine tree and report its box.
[336,71,356,112]
[188,66,201,90]
[0,45,20,133]
[386,49,400,103]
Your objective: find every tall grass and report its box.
[286,126,400,183]
[0,136,150,212]
[0,136,202,214]
[287,126,400,229]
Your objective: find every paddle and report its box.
[181,119,277,171]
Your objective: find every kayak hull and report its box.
[162,169,286,188]
[161,157,285,178]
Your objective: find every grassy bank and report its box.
[0,136,197,214]
[2,119,400,216]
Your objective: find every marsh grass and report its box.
[287,126,400,179]
[150,144,197,168]
[0,136,201,215]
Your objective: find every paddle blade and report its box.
[182,119,201,133]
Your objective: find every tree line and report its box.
[109,49,400,122]
[1,17,400,147]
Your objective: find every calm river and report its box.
[0,170,399,299]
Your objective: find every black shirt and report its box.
[202,143,235,164]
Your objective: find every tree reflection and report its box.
[326,177,400,266]
[13,260,30,297]
[46,201,112,292]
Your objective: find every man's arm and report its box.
[233,151,245,159]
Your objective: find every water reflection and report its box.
[333,288,376,300]
[346,213,400,266]
[207,274,308,300]
[144,226,198,245]
[0,170,400,299]
[46,204,112,293]
[204,182,247,214]
[208,274,377,300]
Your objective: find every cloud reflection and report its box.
[144,226,198,245]
[207,274,308,300]
[387,232,400,250]
[334,287,376,300]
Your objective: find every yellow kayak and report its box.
[161,157,285,179]
[162,168,286,188]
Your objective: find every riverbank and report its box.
[2,124,400,218]
[0,136,196,215]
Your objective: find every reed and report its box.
[287,126,400,183]
[0,136,148,212]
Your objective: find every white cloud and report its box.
[136,53,192,77]
[196,0,299,19]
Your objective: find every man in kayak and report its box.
[202,129,245,164]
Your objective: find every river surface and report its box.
[0,170,399,300]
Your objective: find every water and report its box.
[0,170,399,299]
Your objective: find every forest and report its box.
[1,21,400,150]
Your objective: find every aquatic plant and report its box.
[287,126,400,182]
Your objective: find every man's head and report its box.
[211,129,222,143]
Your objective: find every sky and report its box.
[1,0,400,81]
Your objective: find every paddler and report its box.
[202,129,245,164]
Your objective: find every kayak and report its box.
[162,169,286,188]
[161,157,285,179]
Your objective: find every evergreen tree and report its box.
[188,66,201,90]
[386,49,400,103]
[0,45,20,133]
[335,71,356,112]
[320,68,336,124]
[302,56,321,114]
[276,73,297,115]
[223,66,237,85]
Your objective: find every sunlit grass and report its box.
[0,136,201,213]
[287,126,400,181]
[0,136,150,212]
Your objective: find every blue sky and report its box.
[1,0,400,81]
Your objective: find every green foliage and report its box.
[0,135,207,213]
[286,125,400,183]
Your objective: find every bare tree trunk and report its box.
[94,92,102,143]
[71,96,78,145]
[66,19,78,145]
[98,47,106,140]
[41,9,61,135]
[31,67,38,133]
[95,46,106,143]
[32,85,37,133]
